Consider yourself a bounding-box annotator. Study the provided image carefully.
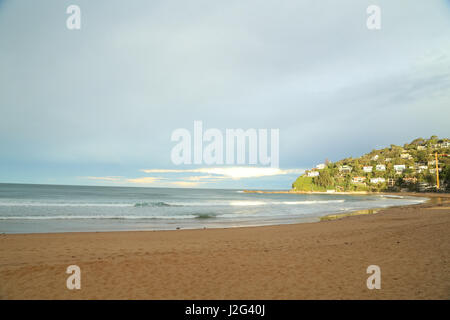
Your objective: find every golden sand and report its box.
[1,197,449,299]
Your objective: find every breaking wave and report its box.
[134,201,175,207]
[0,215,200,220]
[0,202,131,207]
[0,199,345,208]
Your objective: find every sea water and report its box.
[0,183,427,233]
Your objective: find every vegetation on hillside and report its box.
[292,136,450,192]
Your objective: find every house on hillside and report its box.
[388,178,395,187]
[339,165,352,173]
[370,177,385,184]
[394,164,406,174]
[316,163,325,170]
[417,165,428,173]
[363,166,373,173]
[376,164,386,171]
[418,182,432,191]
[307,171,319,177]
[371,155,379,161]
[385,158,392,162]
[417,145,426,150]
[352,176,366,183]
[403,177,417,184]
[400,152,413,160]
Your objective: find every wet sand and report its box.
[0,196,449,299]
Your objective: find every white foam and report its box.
[0,202,132,207]
[280,200,345,205]
[0,215,198,220]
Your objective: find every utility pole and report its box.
[432,152,448,190]
[435,152,439,189]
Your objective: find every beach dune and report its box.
[0,198,449,299]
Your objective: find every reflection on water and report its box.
[320,209,379,221]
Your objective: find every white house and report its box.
[307,171,319,177]
[394,164,406,173]
[316,163,325,170]
[400,153,413,160]
[370,177,386,184]
[418,182,432,191]
[403,177,417,184]
[375,164,386,171]
[363,166,373,173]
[339,165,352,173]
[385,158,392,162]
[352,176,366,183]
[417,165,428,173]
[441,141,450,148]
[371,155,379,161]
[417,146,426,151]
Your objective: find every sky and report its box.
[1,0,450,189]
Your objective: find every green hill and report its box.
[292,136,450,192]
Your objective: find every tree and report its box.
[314,169,333,188]
[411,138,425,146]
[352,160,362,175]
[416,150,428,163]
[443,165,450,190]
[425,173,436,185]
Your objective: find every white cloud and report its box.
[83,176,123,181]
[126,177,166,184]
[141,167,304,179]
[80,167,305,188]
[169,181,202,188]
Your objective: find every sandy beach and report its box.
[1,195,449,300]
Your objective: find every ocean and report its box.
[0,183,427,234]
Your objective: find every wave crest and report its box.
[134,201,175,207]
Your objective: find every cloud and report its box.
[182,175,226,182]
[83,176,123,181]
[1,1,449,188]
[80,166,304,188]
[139,169,191,173]
[126,177,166,184]
[169,181,202,188]
[140,167,305,179]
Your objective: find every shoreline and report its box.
[1,196,449,299]
[243,189,450,197]
[319,193,450,221]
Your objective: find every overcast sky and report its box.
[1,0,449,189]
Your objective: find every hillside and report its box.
[292,136,450,193]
